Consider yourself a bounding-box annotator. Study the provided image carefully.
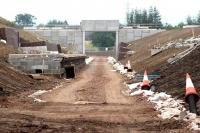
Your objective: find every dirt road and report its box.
[42,57,131,104]
[0,57,188,132]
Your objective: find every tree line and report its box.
[90,32,115,47]
[163,11,200,30]
[126,6,162,28]
[186,12,200,25]
[14,14,68,27]
[14,10,200,29]
[15,14,36,26]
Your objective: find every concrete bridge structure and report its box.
[25,20,164,58]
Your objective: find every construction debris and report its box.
[108,56,200,131]
[28,90,48,102]
[85,57,94,64]
[28,74,46,80]
[127,86,200,131]
[167,36,200,64]
[121,27,200,72]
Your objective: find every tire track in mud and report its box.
[75,57,108,103]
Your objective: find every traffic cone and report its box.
[127,60,132,72]
[124,62,128,70]
[141,70,150,90]
[185,73,199,114]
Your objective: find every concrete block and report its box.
[151,48,163,56]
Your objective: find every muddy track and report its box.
[0,57,189,132]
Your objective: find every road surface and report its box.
[0,57,188,132]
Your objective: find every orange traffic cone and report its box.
[185,73,199,114]
[141,70,150,90]
[127,60,132,72]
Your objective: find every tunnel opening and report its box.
[85,31,116,57]
[65,66,75,79]
[35,69,42,74]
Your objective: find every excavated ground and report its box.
[153,45,200,112]
[121,28,200,115]
[0,57,189,132]
[0,43,61,106]
[121,28,200,72]
[0,19,43,43]
[0,18,194,131]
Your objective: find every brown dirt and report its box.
[19,29,44,43]
[153,45,200,104]
[0,16,43,42]
[121,28,200,72]
[0,57,189,132]
[0,16,14,27]
[0,43,61,107]
[120,27,200,119]
[131,47,187,72]
[0,43,33,94]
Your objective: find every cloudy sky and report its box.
[0,0,199,25]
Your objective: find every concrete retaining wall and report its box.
[8,54,86,76]
[27,29,83,54]
[118,29,164,43]
[20,46,48,54]
[8,54,64,74]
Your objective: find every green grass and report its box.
[85,41,98,50]
[85,41,94,48]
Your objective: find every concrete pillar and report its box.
[82,31,85,54]
[115,31,119,60]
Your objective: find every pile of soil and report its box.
[153,45,200,97]
[121,28,200,72]
[0,17,55,99]
[0,16,14,27]
[0,17,43,43]
[121,28,200,114]
[19,29,44,43]
[0,43,60,106]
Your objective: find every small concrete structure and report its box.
[20,46,47,54]
[8,54,86,78]
[19,41,60,54]
[20,41,47,54]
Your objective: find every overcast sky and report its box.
[0,0,200,25]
